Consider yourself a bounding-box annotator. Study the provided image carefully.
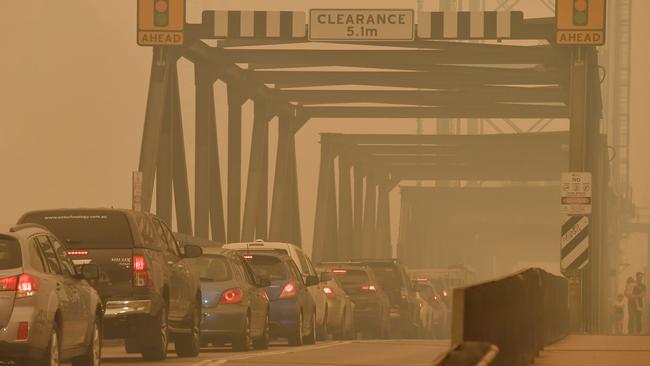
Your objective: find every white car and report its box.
[222,241,330,340]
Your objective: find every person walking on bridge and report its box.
[633,272,646,334]
[625,276,639,334]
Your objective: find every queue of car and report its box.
[1,207,454,366]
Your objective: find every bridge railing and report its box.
[451,268,569,366]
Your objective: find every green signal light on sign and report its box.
[573,0,589,26]
[154,0,170,27]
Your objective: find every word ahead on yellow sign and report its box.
[556,0,606,45]
[138,0,185,46]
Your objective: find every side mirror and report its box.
[80,264,100,281]
[256,275,271,288]
[183,244,203,258]
[319,272,332,283]
[305,275,319,287]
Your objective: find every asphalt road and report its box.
[96,339,450,366]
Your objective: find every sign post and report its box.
[555,0,606,45]
[309,9,415,41]
[138,0,185,46]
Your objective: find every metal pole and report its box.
[208,85,226,243]
[362,171,378,258]
[338,154,354,259]
[194,64,213,239]
[312,135,337,262]
[270,113,292,242]
[353,165,365,259]
[156,62,174,226]
[170,64,192,234]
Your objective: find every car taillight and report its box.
[16,322,29,340]
[332,269,347,274]
[16,274,38,298]
[219,288,244,304]
[0,276,18,291]
[400,288,407,300]
[279,282,297,299]
[322,286,335,299]
[442,290,449,297]
[360,284,376,292]
[133,255,149,287]
[433,295,440,301]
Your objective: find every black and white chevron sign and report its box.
[560,215,590,273]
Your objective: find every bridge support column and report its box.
[362,172,378,258]
[338,154,354,260]
[242,100,273,241]
[195,64,225,241]
[352,164,365,259]
[376,177,392,258]
[170,64,192,234]
[312,134,339,262]
[270,112,302,245]
[227,84,247,243]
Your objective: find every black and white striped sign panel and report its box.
[202,11,306,39]
[418,11,524,39]
[561,215,589,273]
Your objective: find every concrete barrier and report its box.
[451,268,568,366]
[432,342,499,366]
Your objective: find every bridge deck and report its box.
[534,335,650,366]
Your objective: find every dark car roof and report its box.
[19,207,143,219]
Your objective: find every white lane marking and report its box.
[193,341,352,365]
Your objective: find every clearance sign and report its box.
[138,0,185,46]
[556,0,606,45]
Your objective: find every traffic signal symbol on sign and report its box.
[138,0,184,31]
[573,0,589,26]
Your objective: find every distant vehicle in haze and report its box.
[318,262,391,339]
[18,209,204,361]
[223,241,329,338]
[315,269,356,340]
[1,224,103,366]
[242,252,319,346]
[356,259,421,338]
[189,247,270,351]
[412,278,449,339]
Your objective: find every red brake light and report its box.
[0,276,18,291]
[442,290,449,297]
[16,274,38,298]
[219,288,244,304]
[332,269,347,274]
[133,255,149,287]
[67,250,89,256]
[360,284,376,292]
[16,322,29,341]
[243,255,253,259]
[279,282,297,299]
[322,286,335,299]
[416,277,428,283]
[434,295,440,301]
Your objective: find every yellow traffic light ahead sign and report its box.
[138,0,185,46]
[556,0,606,45]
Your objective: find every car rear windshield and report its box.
[366,263,404,291]
[333,269,370,292]
[190,255,232,282]
[21,211,134,249]
[245,255,288,281]
[0,239,22,270]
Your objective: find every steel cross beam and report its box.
[298,105,568,119]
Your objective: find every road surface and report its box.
[96,339,449,366]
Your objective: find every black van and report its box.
[18,208,203,361]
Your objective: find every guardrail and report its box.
[450,268,569,366]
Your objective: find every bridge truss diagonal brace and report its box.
[138,48,193,234]
[312,135,340,263]
[269,112,302,246]
[195,63,226,242]
[241,100,275,242]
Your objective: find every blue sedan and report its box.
[189,248,270,352]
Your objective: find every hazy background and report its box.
[0,1,648,276]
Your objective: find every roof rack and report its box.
[10,223,48,233]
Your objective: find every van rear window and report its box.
[21,211,134,249]
[0,239,21,270]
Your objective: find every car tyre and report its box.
[29,321,60,366]
[288,312,304,346]
[175,304,201,357]
[232,314,252,352]
[316,307,328,341]
[303,312,317,345]
[253,313,270,350]
[71,317,102,366]
[141,305,169,361]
